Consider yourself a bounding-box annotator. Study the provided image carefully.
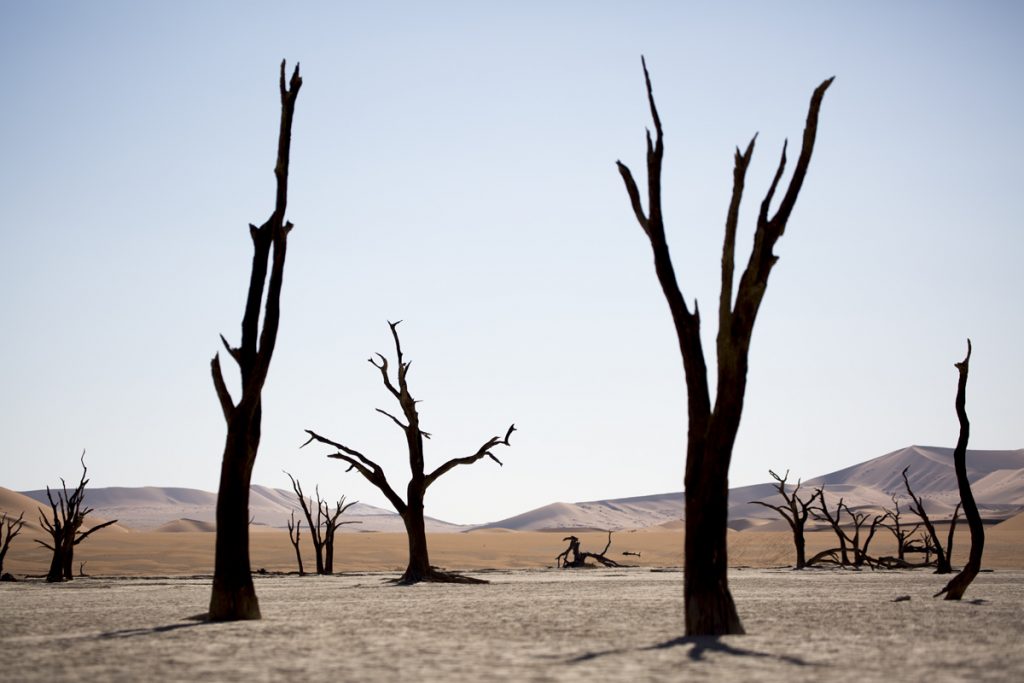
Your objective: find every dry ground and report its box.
[2,568,1023,682]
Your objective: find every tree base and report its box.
[393,567,488,585]
[208,581,262,621]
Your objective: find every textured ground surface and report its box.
[2,568,1023,682]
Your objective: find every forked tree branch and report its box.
[424,424,516,489]
[301,430,407,514]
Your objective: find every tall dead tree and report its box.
[617,58,831,635]
[901,466,952,574]
[0,511,26,577]
[750,469,815,569]
[286,511,304,576]
[36,454,118,582]
[304,321,514,585]
[936,341,984,600]
[208,61,302,621]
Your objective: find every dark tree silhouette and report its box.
[321,494,359,574]
[208,61,302,621]
[556,532,622,568]
[616,57,832,635]
[901,466,952,574]
[0,511,26,577]
[36,454,118,582]
[882,493,921,564]
[936,341,984,600]
[304,321,514,585]
[286,511,304,576]
[284,472,360,575]
[285,472,326,574]
[810,490,852,566]
[749,469,815,569]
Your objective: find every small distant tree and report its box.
[208,61,302,621]
[36,453,118,582]
[285,472,327,574]
[304,321,514,585]
[810,489,852,566]
[286,511,304,576]
[284,472,359,575]
[616,58,832,635]
[936,341,984,600]
[749,469,815,569]
[321,494,359,574]
[882,493,921,563]
[1,511,26,577]
[901,466,952,574]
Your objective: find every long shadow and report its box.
[566,636,810,667]
[98,614,211,639]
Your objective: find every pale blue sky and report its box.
[1,2,1021,524]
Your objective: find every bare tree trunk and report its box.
[617,58,831,635]
[937,341,984,600]
[209,61,302,621]
[400,493,432,584]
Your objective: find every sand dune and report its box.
[480,445,1024,531]
[154,518,216,533]
[14,485,468,533]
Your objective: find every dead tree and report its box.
[304,321,514,585]
[617,57,831,635]
[810,489,852,566]
[286,511,304,576]
[35,454,118,582]
[936,341,984,600]
[840,505,889,568]
[321,495,360,575]
[208,61,302,621]
[285,472,326,574]
[749,469,815,569]
[883,493,921,563]
[901,466,952,574]
[285,472,360,575]
[0,511,26,577]
[556,532,622,568]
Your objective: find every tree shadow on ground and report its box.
[566,636,811,667]
[98,614,211,639]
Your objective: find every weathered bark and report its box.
[901,466,951,573]
[556,532,622,568]
[617,57,831,635]
[304,321,514,585]
[209,61,302,621]
[35,454,118,582]
[750,469,814,569]
[936,341,984,600]
[286,511,304,576]
[0,511,25,577]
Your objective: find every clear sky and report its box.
[1,2,1021,524]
